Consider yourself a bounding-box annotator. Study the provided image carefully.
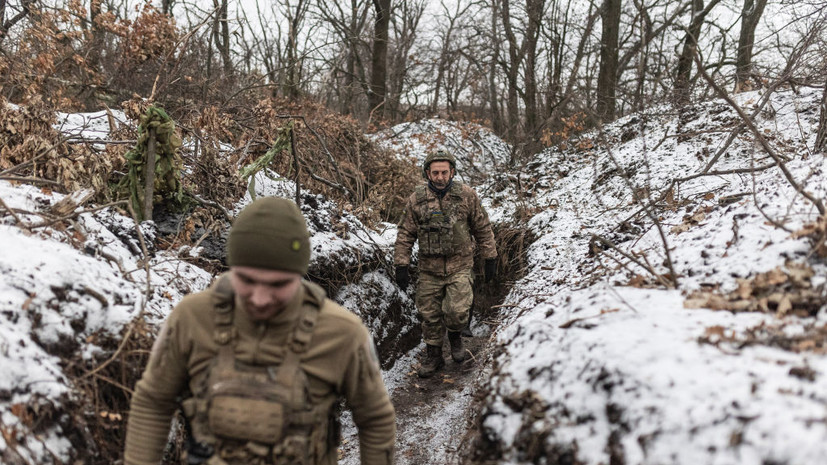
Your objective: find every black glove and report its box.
[484,258,497,283]
[395,265,410,289]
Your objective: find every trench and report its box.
[338,222,533,465]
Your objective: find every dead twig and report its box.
[591,234,673,288]
[0,194,29,230]
[191,193,232,222]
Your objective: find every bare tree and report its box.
[815,80,827,153]
[596,0,621,122]
[212,0,232,77]
[499,0,545,144]
[673,0,723,106]
[734,0,768,92]
[0,0,35,45]
[283,0,310,98]
[621,0,691,112]
[386,0,425,121]
[314,0,372,115]
[368,0,391,121]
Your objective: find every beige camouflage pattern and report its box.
[394,181,497,276]
[416,269,474,346]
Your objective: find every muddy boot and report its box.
[417,344,445,378]
[448,331,466,363]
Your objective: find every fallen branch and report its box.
[27,200,128,229]
[0,176,64,187]
[0,193,29,230]
[591,234,674,288]
[65,138,136,145]
[191,193,232,222]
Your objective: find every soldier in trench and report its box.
[124,197,396,465]
[394,150,498,378]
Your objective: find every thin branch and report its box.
[599,135,678,288]
[0,176,64,187]
[27,201,128,229]
[693,52,825,215]
[0,194,28,230]
[591,234,673,288]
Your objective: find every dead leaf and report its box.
[776,296,792,317]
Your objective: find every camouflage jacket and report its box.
[394,181,497,276]
[124,277,396,465]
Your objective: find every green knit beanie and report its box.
[226,197,311,274]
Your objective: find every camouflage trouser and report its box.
[416,269,473,346]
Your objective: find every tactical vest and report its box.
[181,275,337,465]
[414,182,471,257]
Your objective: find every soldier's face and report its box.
[427,161,454,189]
[230,266,302,321]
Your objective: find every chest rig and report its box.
[414,182,470,257]
[183,275,336,465]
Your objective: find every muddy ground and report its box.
[338,330,493,465]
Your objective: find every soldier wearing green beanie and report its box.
[125,197,396,465]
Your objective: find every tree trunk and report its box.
[212,0,232,77]
[501,0,523,142]
[488,0,503,135]
[596,0,621,122]
[815,80,827,153]
[0,0,34,45]
[673,0,722,106]
[523,0,544,148]
[369,0,391,121]
[284,0,307,98]
[734,0,767,92]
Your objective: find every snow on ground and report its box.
[0,180,212,461]
[478,86,827,464]
[370,118,511,184]
[3,86,827,464]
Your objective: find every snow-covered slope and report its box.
[476,87,827,464]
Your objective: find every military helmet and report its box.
[422,150,457,177]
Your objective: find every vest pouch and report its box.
[208,394,285,444]
[418,215,455,256]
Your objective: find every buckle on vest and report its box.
[215,328,236,345]
[298,316,315,332]
[289,339,309,354]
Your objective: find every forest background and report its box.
[3,0,826,157]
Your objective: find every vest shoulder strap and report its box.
[275,285,323,393]
[211,273,236,345]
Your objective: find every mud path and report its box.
[339,334,491,465]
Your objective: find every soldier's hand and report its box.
[484,258,497,283]
[395,265,410,289]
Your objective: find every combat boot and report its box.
[418,344,445,378]
[447,331,466,363]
